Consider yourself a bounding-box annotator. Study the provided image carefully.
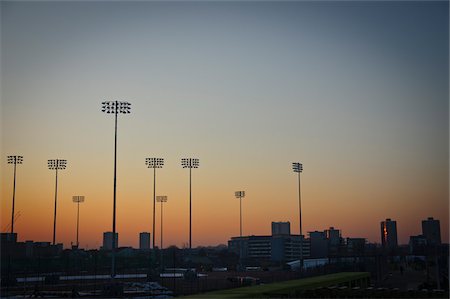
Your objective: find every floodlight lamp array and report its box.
[292,162,303,173]
[7,155,23,164]
[235,191,245,198]
[156,195,168,203]
[145,158,164,168]
[48,159,67,170]
[101,101,131,114]
[181,158,199,168]
[72,196,85,203]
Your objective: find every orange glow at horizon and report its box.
[1,157,448,249]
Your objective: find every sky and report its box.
[1,1,448,249]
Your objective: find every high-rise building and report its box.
[309,231,328,258]
[421,217,441,246]
[102,232,118,250]
[272,222,291,236]
[325,227,341,255]
[139,232,151,250]
[380,218,398,248]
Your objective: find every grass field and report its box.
[183,272,370,298]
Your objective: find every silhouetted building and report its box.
[228,222,310,262]
[139,232,150,250]
[422,217,441,246]
[102,232,118,250]
[0,232,17,243]
[325,227,341,255]
[271,235,310,262]
[380,218,398,248]
[229,235,270,259]
[346,238,366,255]
[272,222,291,235]
[309,231,328,258]
[409,235,427,255]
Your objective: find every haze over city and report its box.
[1,1,448,250]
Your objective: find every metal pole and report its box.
[239,196,242,237]
[11,162,17,235]
[112,101,118,278]
[161,200,164,270]
[53,167,58,245]
[189,167,192,249]
[76,201,80,247]
[153,167,156,249]
[298,172,303,269]
[161,201,163,250]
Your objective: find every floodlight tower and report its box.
[101,100,131,278]
[48,159,67,245]
[292,162,303,268]
[72,196,85,248]
[234,191,245,237]
[181,158,199,249]
[156,195,167,271]
[145,158,164,249]
[7,155,23,235]
[156,195,167,250]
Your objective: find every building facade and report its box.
[139,232,150,250]
[380,218,398,248]
[272,222,291,235]
[421,217,441,246]
[102,232,118,250]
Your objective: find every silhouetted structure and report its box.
[7,155,23,235]
[346,238,366,255]
[409,235,427,255]
[309,231,328,258]
[102,100,131,278]
[181,158,199,249]
[47,159,67,245]
[272,222,291,236]
[380,218,398,249]
[139,232,150,250]
[145,158,164,249]
[234,191,245,237]
[422,217,441,246]
[229,222,310,262]
[102,232,118,250]
[72,195,85,248]
[292,162,304,267]
[325,227,341,255]
[156,196,168,250]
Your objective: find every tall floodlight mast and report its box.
[181,158,199,249]
[292,162,304,269]
[234,191,245,237]
[145,158,164,249]
[101,100,131,278]
[7,155,23,236]
[156,195,168,269]
[48,159,67,245]
[72,196,85,248]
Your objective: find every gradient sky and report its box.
[1,1,448,249]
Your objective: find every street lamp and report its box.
[48,159,67,245]
[145,158,164,250]
[102,100,131,278]
[292,162,303,269]
[181,158,199,249]
[7,155,23,236]
[234,191,245,237]
[72,196,85,248]
[156,195,168,270]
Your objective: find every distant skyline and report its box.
[1,1,448,249]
